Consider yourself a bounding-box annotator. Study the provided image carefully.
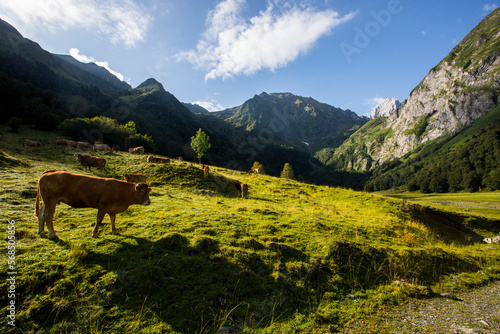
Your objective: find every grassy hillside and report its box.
[315,117,391,170]
[1,127,499,333]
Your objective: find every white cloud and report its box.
[483,3,498,11]
[0,0,151,47]
[70,48,126,82]
[178,0,355,80]
[191,100,226,112]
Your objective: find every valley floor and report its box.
[379,191,500,221]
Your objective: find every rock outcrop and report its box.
[330,8,500,171]
[369,98,401,119]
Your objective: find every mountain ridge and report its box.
[324,8,500,171]
[0,13,498,189]
[54,54,131,91]
[213,91,367,154]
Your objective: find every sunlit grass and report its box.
[381,191,500,221]
[1,126,499,333]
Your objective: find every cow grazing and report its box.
[56,139,70,147]
[76,141,92,150]
[94,142,112,152]
[34,170,152,238]
[129,146,145,155]
[147,156,170,164]
[202,165,210,178]
[75,154,106,172]
[123,173,147,183]
[249,168,260,174]
[24,139,42,147]
[177,156,184,162]
[234,182,248,198]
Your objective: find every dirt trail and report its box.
[344,281,500,333]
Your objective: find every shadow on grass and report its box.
[148,163,246,198]
[62,233,305,333]
[398,202,499,245]
[10,229,488,334]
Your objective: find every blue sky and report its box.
[0,0,497,116]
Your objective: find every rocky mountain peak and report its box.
[369,98,401,119]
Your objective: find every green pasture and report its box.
[1,127,499,333]
[382,191,500,221]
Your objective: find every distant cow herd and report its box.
[27,137,252,239]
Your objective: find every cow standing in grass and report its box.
[94,141,112,153]
[24,139,42,147]
[202,165,210,178]
[129,146,145,154]
[147,156,170,164]
[34,170,152,238]
[75,154,106,172]
[123,173,147,183]
[234,182,248,198]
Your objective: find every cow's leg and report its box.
[37,203,45,233]
[92,209,106,238]
[43,202,58,239]
[109,214,119,235]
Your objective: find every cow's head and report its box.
[75,154,82,162]
[135,183,152,205]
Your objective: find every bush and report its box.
[58,116,154,151]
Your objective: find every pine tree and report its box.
[281,163,295,179]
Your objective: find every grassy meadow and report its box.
[1,127,499,333]
[381,191,500,221]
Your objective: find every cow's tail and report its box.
[34,181,40,217]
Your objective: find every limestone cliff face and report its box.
[369,98,401,119]
[365,9,500,168]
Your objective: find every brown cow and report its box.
[76,141,92,150]
[56,139,70,147]
[249,168,260,174]
[177,156,184,162]
[75,154,106,172]
[34,170,152,238]
[123,173,147,183]
[147,156,170,164]
[202,165,210,178]
[94,142,112,152]
[129,146,145,155]
[234,182,248,198]
[24,139,42,147]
